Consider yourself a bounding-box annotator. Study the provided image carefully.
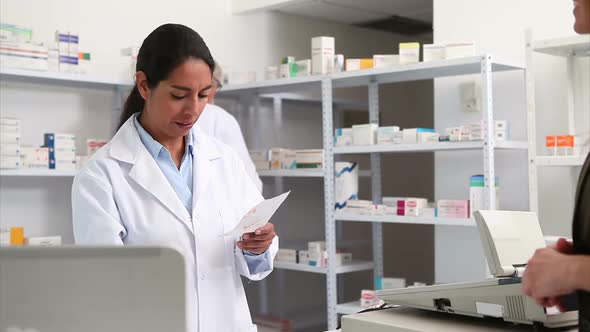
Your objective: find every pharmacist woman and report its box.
[522,1,590,330]
[71,23,278,332]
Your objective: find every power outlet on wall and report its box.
[459,80,481,113]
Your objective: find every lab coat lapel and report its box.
[110,115,193,234]
[129,148,192,232]
[191,128,221,228]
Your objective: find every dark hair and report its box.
[118,24,215,129]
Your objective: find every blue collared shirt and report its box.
[134,114,268,273]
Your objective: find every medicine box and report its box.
[437,200,470,219]
[377,126,401,145]
[311,36,335,75]
[402,128,436,144]
[352,124,378,145]
[373,55,399,68]
[335,128,353,146]
[399,43,420,65]
[276,249,298,263]
[346,59,361,71]
[295,59,311,77]
[295,149,324,168]
[423,44,445,62]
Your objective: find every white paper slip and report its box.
[224,191,291,236]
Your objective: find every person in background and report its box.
[522,0,590,330]
[197,62,263,192]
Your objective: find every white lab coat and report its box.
[72,115,278,332]
[198,104,263,192]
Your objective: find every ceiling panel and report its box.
[276,0,432,24]
[277,1,391,24]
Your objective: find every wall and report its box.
[433,0,590,283]
[0,1,434,330]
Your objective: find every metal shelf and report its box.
[533,35,590,57]
[258,169,324,177]
[219,75,324,96]
[0,169,78,177]
[335,212,474,227]
[333,141,528,154]
[0,67,133,89]
[274,260,374,274]
[331,56,523,88]
[535,155,587,167]
[218,55,523,96]
[258,93,368,110]
[336,301,363,315]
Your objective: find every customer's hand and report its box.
[522,241,577,307]
[237,222,276,255]
[531,238,575,311]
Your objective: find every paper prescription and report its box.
[224,191,291,236]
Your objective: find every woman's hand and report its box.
[237,222,276,255]
[522,239,578,307]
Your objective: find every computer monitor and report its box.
[0,246,186,332]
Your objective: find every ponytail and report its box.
[118,85,144,129]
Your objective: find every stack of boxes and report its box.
[275,241,352,268]
[0,118,21,169]
[44,133,76,170]
[0,24,48,71]
[295,149,323,169]
[447,120,509,142]
[546,134,589,156]
[56,30,79,73]
[250,150,270,171]
[20,146,49,169]
[269,148,297,170]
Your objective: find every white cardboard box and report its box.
[352,124,378,145]
[311,36,335,75]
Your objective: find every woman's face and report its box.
[573,0,590,33]
[138,58,212,139]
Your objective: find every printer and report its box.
[376,210,578,329]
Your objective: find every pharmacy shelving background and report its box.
[526,33,590,218]
[218,54,527,330]
[1,54,529,329]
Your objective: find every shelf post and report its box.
[368,80,384,286]
[322,78,338,330]
[526,30,540,214]
[481,54,497,210]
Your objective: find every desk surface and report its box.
[341,307,579,332]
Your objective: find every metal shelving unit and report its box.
[219,54,525,330]
[335,212,474,227]
[1,68,132,177]
[526,32,590,214]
